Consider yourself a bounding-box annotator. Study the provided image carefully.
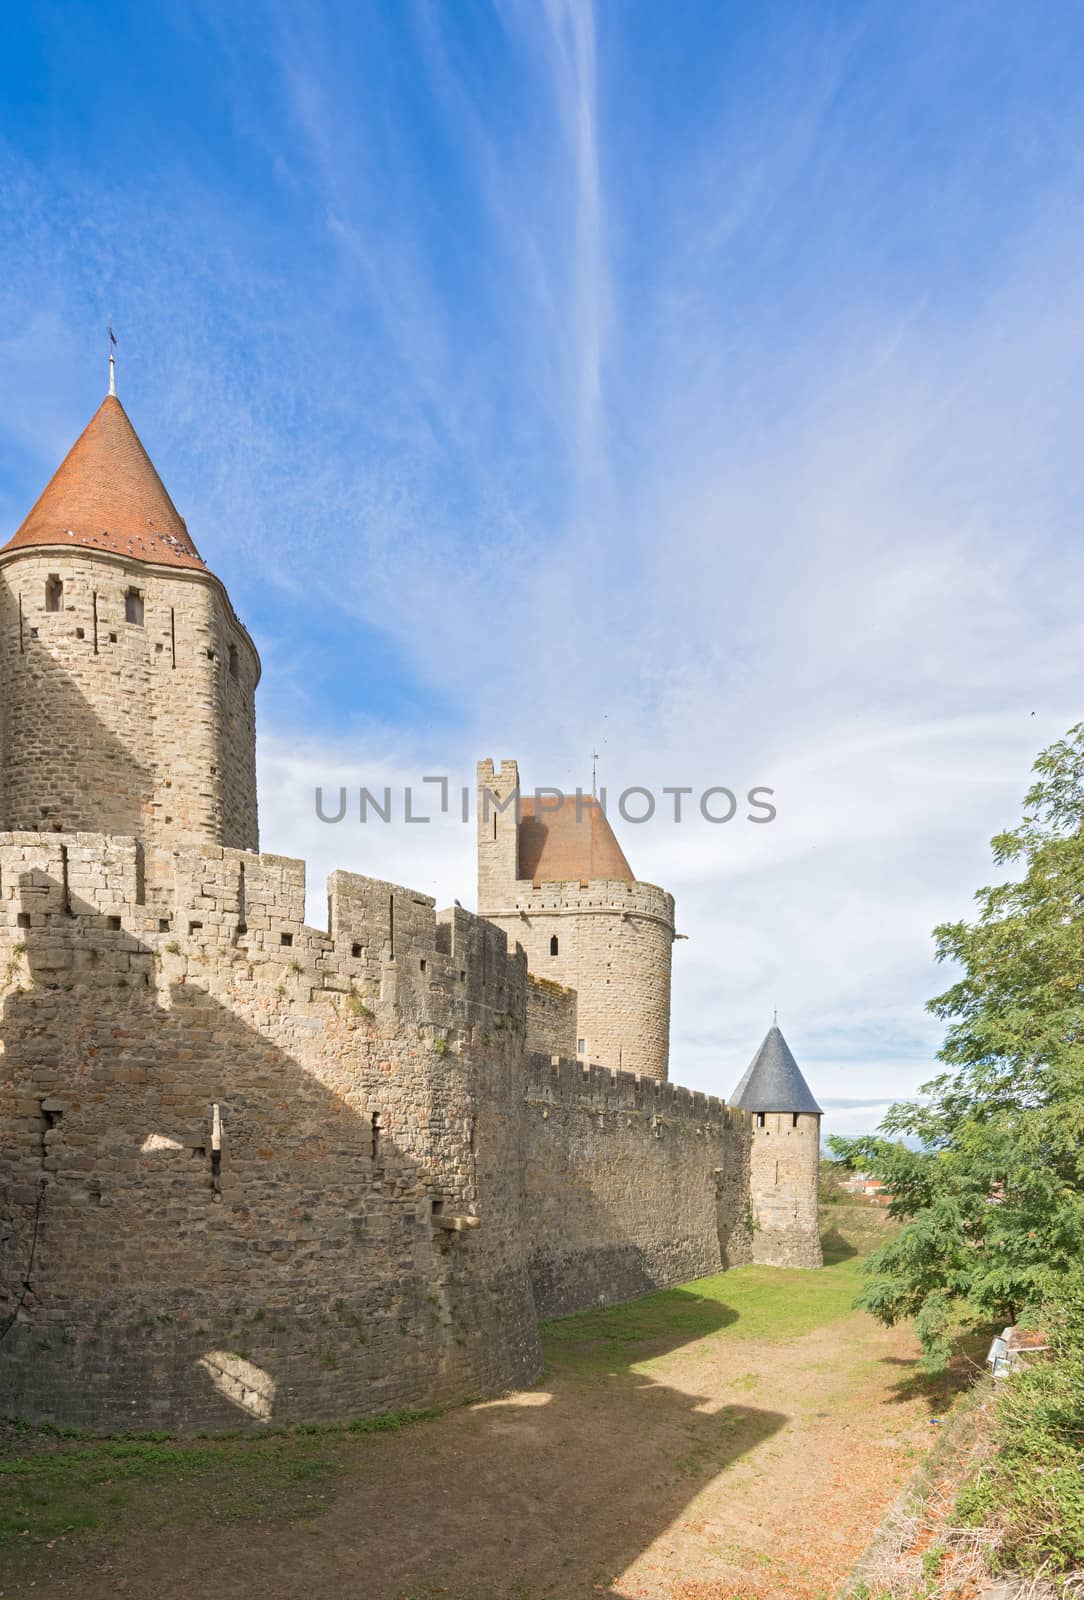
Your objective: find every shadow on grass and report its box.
[542,1282,740,1376]
[880,1326,995,1412]
[4,1359,789,1600]
[821,1226,860,1265]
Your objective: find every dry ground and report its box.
[1,1209,979,1600]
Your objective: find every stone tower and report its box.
[731,1023,822,1268]
[476,758,675,1080]
[0,378,259,897]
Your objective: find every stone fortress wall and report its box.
[0,383,819,1434]
[0,831,751,1431]
[0,549,259,896]
[522,1054,752,1318]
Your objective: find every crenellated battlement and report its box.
[0,384,813,1438]
[524,1050,746,1129]
[0,832,527,1038]
[486,875,674,924]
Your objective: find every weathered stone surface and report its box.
[0,484,820,1434]
[0,834,759,1432]
[748,1111,823,1269]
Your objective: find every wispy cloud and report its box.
[2,2,1083,1137]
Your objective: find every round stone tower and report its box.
[731,1022,823,1268]
[0,373,259,895]
[476,758,675,1080]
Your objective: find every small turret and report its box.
[733,1023,822,1268]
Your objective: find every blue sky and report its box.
[3,0,1084,1132]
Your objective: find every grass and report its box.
[0,1196,896,1573]
[543,1203,893,1378]
[0,1406,442,1552]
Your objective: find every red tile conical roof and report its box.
[2,394,208,571]
[518,795,634,884]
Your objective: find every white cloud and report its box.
[2,5,1083,1138]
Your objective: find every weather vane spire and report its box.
[772,1007,778,1026]
[591,750,599,799]
[108,322,117,396]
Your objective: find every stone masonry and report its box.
[747,1113,823,1270]
[0,377,820,1433]
[0,550,258,900]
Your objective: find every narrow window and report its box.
[125,588,144,626]
[45,576,63,612]
[756,1112,766,1129]
[92,591,99,654]
[792,1112,799,1128]
[41,1100,62,1163]
[371,1112,382,1161]
[170,607,176,668]
[550,935,559,957]
[577,1037,585,1054]
[228,642,239,678]
[211,1103,222,1195]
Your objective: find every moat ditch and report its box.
[0,1204,983,1600]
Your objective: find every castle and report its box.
[0,374,821,1432]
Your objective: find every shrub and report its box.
[956,1271,1084,1573]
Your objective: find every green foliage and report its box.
[818,1158,847,1204]
[831,724,1084,1367]
[955,1271,1084,1572]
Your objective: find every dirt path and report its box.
[8,1291,951,1600]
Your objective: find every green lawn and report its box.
[542,1224,874,1377]
[0,1408,440,1550]
[0,1203,894,1559]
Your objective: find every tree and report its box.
[830,724,1084,1367]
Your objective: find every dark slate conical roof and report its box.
[731,1024,822,1114]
